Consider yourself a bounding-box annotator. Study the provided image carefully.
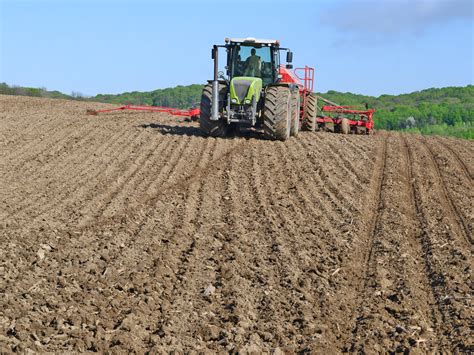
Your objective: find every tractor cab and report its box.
[226,38,281,86]
[217,38,293,125]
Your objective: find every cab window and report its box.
[231,45,274,85]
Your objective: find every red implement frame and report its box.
[279,65,314,118]
[279,65,376,133]
[318,104,375,132]
[87,104,200,119]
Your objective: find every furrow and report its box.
[316,131,370,157]
[436,139,473,181]
[3,126,138,222]
[56,133,176,224]
[2,118,100,180]
[348,133,445,352]
[344,133,388,349]
[1,115,94,171]
[321,138,370,183]
[296,137,356,219]
[77,133,190,227]
[29,128,147,225]
[99,135,192,219]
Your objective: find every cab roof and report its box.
[225,37,279,46]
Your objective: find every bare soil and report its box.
[0,95,472,353]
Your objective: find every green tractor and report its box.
[200,37,317,140]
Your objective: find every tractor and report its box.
[200,37,317,140]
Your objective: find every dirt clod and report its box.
[203,284,216,297]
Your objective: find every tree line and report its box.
[1,82,472,139]
[321,86,473,130]
[92,84,203,108]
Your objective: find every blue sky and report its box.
[0,0,472,96]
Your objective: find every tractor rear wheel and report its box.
[302,94,317,132]
[341,118,350,134]
[200,83,228,137]
[290,91,300,137]
[263,86,291,141]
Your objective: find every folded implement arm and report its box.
[87,104,200,120]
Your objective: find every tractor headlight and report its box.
[245,99,250,104]
[231,98,237,103]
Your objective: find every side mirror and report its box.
[286,51,293,63]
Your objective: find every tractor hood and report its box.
[229,77,262,105]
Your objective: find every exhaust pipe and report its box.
[211,46,219,121]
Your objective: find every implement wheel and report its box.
[356,126,367,135]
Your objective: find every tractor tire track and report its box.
[437,139,473,181]
[248,141,315,351]
[343,132,388,349]
[405,135,471,352]
[420,137,472,245]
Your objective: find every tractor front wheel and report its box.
[200,83,228,137]
[263,86,291,141]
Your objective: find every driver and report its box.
[244,48,261,77]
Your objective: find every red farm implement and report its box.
[88,37,376,137]
[279,65,375,135]
[87,104,200,120]
[317,97,375,135]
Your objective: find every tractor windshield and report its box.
[231,45,274,85]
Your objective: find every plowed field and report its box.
[1,95,472,353]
